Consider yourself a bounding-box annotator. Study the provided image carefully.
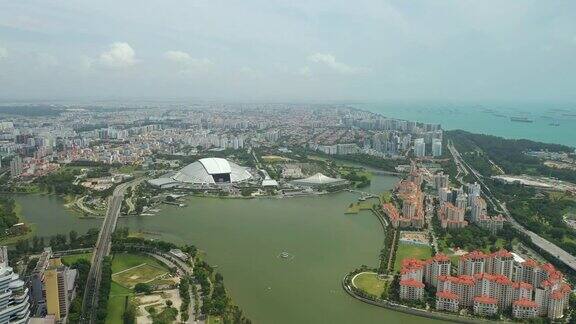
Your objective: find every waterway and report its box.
[11,194,102,238]
[9,173,440,323]
[357,102,576,147]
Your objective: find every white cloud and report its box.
[36,53,59,67]
[238,66,262,78]
[164,50,213,69]
[98,42,137,68]
[0,46,7,60]
[307,53,365,74]
[297,66,312,78]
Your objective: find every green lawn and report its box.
[105,282,133,324]
[113,263,168,289]
[345,199,377,214]
[61,253,92,265]
[115,165,138,175]
[393,243,432,271]
[352,272,389,298]
[111,253,169,273]
[380,191,392,203]
[105,253,170,324]
[207,315,223,324]
[151,306,179,323]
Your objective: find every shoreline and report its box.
[341,272,498,324]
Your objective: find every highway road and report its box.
[447,141,576,273]
[80,179,141,322]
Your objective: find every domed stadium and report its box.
[172,157,252,185]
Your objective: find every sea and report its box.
[356,102,576,148]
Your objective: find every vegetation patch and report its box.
[261,155,291,163]
[61,252,92,265]
[393,243,432,271]
[105,282,133,324]
[345,200,376,214]
[352,272,389,298]
[113,263,168,289]
[207,316,223,324]
[111,254,169,289]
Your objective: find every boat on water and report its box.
[549,121,560,126]
[510,116,533,123]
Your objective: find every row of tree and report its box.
[447,130,576,183]
[0,196,19,234]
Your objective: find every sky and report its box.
[0,0,575,102]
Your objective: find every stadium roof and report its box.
[172,157,252,184]
[199,157,232,174]
[291,173,347,187]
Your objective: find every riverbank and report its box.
[342,272,495,324]
[0,200,38,245]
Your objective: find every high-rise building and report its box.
[471,196,487,223]
[0,246,31,323]
[10,156,23,178]
[439,202,468,229]
[414,138,426,157]
[44,259,75,322]
[432,138,443,157]
[455,192,468,210]
[400,249,571,320]
[434,172,449,190]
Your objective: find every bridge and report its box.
[80,178,141,322]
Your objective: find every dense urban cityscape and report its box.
[2,1,576,323]
[0,102,575,323]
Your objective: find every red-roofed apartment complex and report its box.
[382,178,425,229]
[397,249,571,319]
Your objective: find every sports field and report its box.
[111,254,169,289]
[393,242,432,271]
[105,253,171,323]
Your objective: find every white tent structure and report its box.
[291,173,347,187]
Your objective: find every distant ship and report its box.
[549,121,560,126]
[510,116,533,123]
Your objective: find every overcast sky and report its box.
[0,0,575,102]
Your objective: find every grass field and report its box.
[207,315,223,324]
[345,199,378,214]
[393,243,432,271]
[115,165,138,175]
[105,253,170,323]
[111,254,169,289]
[111,253,168,273]
[105,282,133,324]
[261,155,291,162]
[380,191,392,203]
[352,272,388,298]
[113,263,168,288]
[61,252,92,265]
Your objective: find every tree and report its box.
[69,230,78,247]
[134,283,153,294]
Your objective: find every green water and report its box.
[11,175,440,323]
[115,174,439,324]
[11,194,102,237]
